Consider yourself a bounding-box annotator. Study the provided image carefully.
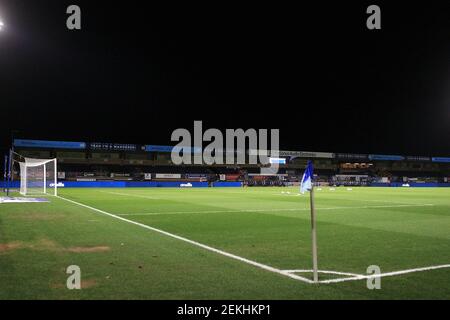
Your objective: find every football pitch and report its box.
[1,186,450,299]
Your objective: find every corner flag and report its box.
[300,160,319,283]
[300,160,313,194]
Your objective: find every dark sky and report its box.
[0,1,449,156]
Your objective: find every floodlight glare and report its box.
[0,20,4,31]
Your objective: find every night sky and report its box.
[0,1,449,156]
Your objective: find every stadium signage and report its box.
[155,173,181,179]
[90,142,137,151]
[432,157,450,163]
[269,157,286,164]
[171,121,279,174]
[186,174,207,178]
[14,139,86,149]
[406,156,431,162]
[368,154,405,161]
[259,150,335,158]
[296,151,334,158]
[335,153,368,160]
[248,150,333,158]
[278,151,303,157]
[145,145,203,153]
[145,145,172,152]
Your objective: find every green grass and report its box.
[1,186,450,299]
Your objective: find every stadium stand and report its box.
[4,139,449,188]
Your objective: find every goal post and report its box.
[18,157,58,196]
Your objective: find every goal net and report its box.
[18,157,58,196]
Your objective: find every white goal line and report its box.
[54,195,447,285]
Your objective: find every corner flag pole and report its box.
[301,160,319,283]
[310,185,319,283]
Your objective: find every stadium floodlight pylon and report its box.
[17,156,58,196]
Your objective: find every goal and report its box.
[18,157,58,196]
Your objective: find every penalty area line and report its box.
[55,195,315,284]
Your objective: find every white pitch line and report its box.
[328,197,421,206]
[52,195,448,285]
[283,269,363,277]
[119,208,308,216]
[99,190,160,200]
[318,264,450,284]
[55,195,315,284]
[118,203,434,216]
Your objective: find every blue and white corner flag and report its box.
[300,160,319,282]
[300,161,314,194]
